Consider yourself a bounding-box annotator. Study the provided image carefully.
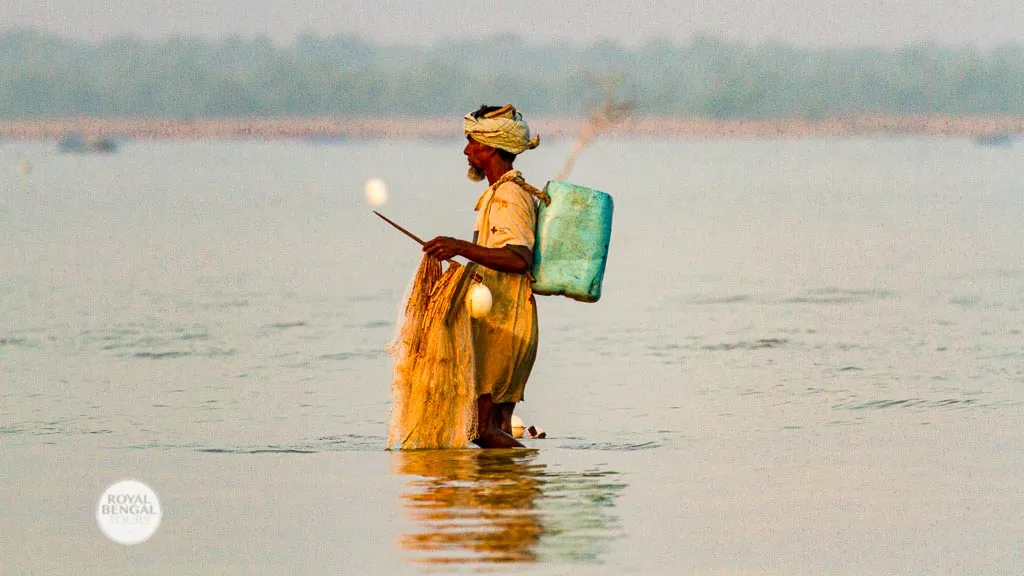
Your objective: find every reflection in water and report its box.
[393,449,626,566]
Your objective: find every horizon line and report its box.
[4,26,1022,52]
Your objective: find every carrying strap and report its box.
[493,171,550,206]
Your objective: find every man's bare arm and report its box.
[423,237,531,274]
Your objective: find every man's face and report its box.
[464,137,493,182]
[464,137,494,167]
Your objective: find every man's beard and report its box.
[467,163,485,182]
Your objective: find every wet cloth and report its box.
[471,171,540,403]
[463,104,540,155]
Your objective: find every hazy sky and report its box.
[4,0,1023,47]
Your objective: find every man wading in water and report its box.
[423,104,547,449]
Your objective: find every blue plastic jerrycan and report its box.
[530,180,614,302]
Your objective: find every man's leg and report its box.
[472,394,523,449]
[498,402,516,435]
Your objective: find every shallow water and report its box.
[1,138,1022,574]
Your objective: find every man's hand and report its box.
[423,236,466,261]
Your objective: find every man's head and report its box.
[463,104,539,182]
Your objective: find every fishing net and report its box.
[387,256,477,449]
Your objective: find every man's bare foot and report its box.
[472,428,524,449]
[474,394,525,448]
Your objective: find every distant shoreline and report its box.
[2,116,1023,141]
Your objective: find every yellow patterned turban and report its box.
[463,104,540,155]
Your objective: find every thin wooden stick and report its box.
[374,210,426,245]
[374,210,458,264]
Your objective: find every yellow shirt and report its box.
[474,174,537,252]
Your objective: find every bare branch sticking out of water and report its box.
[555,72,635,181]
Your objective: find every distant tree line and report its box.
[1,28,1022,119]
